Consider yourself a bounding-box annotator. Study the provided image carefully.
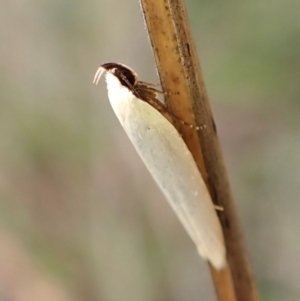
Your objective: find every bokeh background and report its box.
[1,0,300,300]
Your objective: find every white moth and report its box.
[93,63,226,269]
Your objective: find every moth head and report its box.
[93,63,138,90]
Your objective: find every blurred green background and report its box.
[1,0,300,300]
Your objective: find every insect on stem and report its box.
[94,62,227,269]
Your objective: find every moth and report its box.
[93,63,226,269]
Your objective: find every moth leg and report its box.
[138,81,179,96]
[135,82,204,131]
[146,87,180,96]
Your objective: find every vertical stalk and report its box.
[139,0,260,300]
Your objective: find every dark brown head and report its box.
[100,63,137,89]
[93,62,173,124]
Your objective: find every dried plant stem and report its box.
[139,1,260,301]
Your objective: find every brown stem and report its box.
[139,0,260,300]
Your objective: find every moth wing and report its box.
[110,91,226,270]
